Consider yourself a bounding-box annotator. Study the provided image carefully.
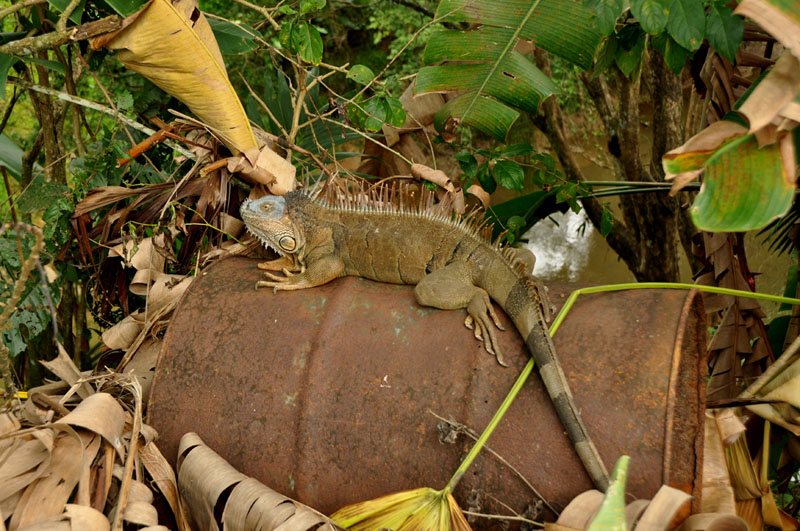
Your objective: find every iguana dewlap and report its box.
[240,187,610,491]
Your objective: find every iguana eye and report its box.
[279,236,296,251]
[260,203,271,212]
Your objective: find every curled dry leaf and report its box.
[227,146,297,194]
[737,53,800,133]
[466,184,490,209]
[701,412,737,515]
[55,393,126,460]
[411,163,455,192]
[735,0,800,58]
[177,432,342,531]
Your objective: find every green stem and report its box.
[443,281,800,494]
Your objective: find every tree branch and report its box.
[0,15,121,56]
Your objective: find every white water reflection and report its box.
[522,209,635,284]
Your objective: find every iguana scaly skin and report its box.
[241,186,610,490]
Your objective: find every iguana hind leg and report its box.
[256,255,344,293]
[414,262,508,366]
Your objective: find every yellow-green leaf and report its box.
[691,133,795,231]
[91,0,257,154]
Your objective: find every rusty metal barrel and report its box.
[148,256,706,524]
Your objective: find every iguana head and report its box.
[240,195,305,258]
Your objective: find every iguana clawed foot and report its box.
[255,255,345,294]
[464,292,508,367]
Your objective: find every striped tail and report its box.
[526,307,610,491]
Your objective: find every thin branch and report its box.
[0,0,46,22]
[56,0,82,32]
[7,77,195,158]
[229,0,280,31]
[0,15,121,56]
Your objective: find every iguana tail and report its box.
[481,254,611,491]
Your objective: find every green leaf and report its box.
[300,0,326,13]
[278,19,294,49]
[101,0,147,17]
[0,53,18,96]
[588,0,625,36]
[15,175,71,215]
[292,21,323,64]
[418,51,557,115]
[594,36,618,74]
[47,0,86,24]
[667,0,705,51]
[435,0,603,69]
[477,163,496,194]
[421,0,603,141]
[706,5,743,63]
[0,134,26,178]
[630,0,669,34]
[363,97,388,132]
[383,96,406,128]
[23,56,65,74]
[501,143,535,157]
[244,94,265,129]
[662,34,690,73]
[494,160,525,191]
[615,28,646,76]
[433,93,520,142]
[347,64,375,86]
[455,150,478,178]
[208,18,257,55]
[117,91,133,110]
[691,134,795,231]
[277,5,297,15]
[600,208,614,236]
[588,456,630,529]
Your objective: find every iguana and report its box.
[240,185,610,490]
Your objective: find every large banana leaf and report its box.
[415,0,602,141]
[91,0,257,154]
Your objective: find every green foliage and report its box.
[589,0,744,77]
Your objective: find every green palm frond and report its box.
[415,0,603,141]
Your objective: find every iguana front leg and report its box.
[414,262,508,366]
[257,256,304,273]
[255,254,344,292]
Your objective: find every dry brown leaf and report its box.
[677,513,748,530]
[738,53,800,133]
[466,184,490,209]
[39,345,93,400]
[633,485,692,530]
[702,411,737,514]
[63,504,110,531]
[555,490,604,528]
[9,428,84,529]
[55,394,125,460]
[411,163,455,192]
[0,413,20,435]
[735,0,800,58]
[177,433,341,531]
[227,146,297,194]
[139,442,190,531]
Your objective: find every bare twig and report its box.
[7,77,195,158]
[55,0,83,32]
[427,409,559,516]
[230,0,280,30]
[0,15,121,56]
[0,0,47,22]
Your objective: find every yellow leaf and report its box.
[91,0,257,154]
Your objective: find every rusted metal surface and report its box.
[148,256,706,524]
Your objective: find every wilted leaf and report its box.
[737,53,800,133]
[91,0,258,154]
[735,0,800,58]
